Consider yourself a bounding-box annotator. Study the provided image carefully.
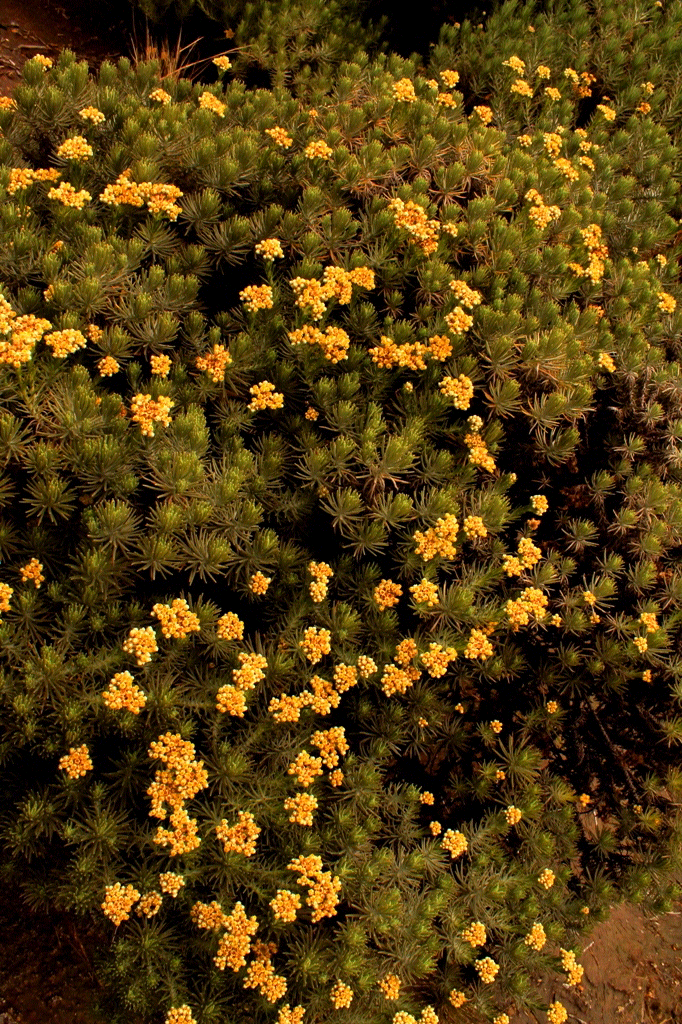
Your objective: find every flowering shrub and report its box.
[1,2,682,1020]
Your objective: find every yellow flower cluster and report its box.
[444,307,475,334]
[249,571,272,594]
[266,126,293,148]
[552,156,579,181]
[7,167,61,195]
[287,853,342,921]
[546,87,561,100]
[543,132,562,157]
[56,135,93,161]
[0,301,52,366]
[374,578,403,610]
[166,1008,196,1024]
[333,662,358,692]
[506,587,548,629]
[44,328,87,358]
[196,343,232,382]
[216,611,244,641]
[380,663,419,696]
[191,900,229,930]
[102,671,147,713]
[475,957,499,984]
[395,637,418,665]
[511,78,533,96]
[308,561,333,602]
[524,922,546,950]
[59,744,93,778]
[439,374,474,408]
[410,578,439,606]
[288,750,323,787]
[149,88,171,103]
[284,792,318,825]
[214,902,259,971]
[150,353,172,377]
[388,198,440,254]
[99,170,183,220]
[596,103,616,121]
[465,431,496,472]
[577,222,609,282]
[305,406,319,420]
[0,582,12,616]
[449,279,482,307]
[538,868,556,888]
[368,335,428,371]
[198,91,226,116]
[45,180,91,207]
[504,805,523,825]
[289,324,352,363]
[560,948,584,986]
[240,284,274,312]
[427,334,453,361]
[461,921,487,946]
[393,78,417,102]
[463,628,494,659]
[658,291,676,313]
[421,642,457,678]
[503,55,526,73]
[0,96,15,110]
[159,872,185,896]
[79,105,105,123]
[102,882,140,925]
[137,891,162,918]
[526,189,561,230]
[270,889,301,922]
[216,650,268,715]
[547,1001,568,1024]
[277,1006,305,1024]
[441,69,460,86]
[633,636,648,653]
[414,513,459,561]
[311,727,348,767]
[639,611,658,633]
[151,598,201,639]
[493,1015,510,1024]
[357,655,377,677]
[441,828,468,858]
[98,356,119,376]
[248,380,283,411]
[255,238,284,260]
[130,393,174,436]
[393,1009,439,1024]
[148,732,208,855]
[243,942,288,1003]
[490,720,503,734]
[216,810,261,856]
[378,974,401,1000]
[502,536,543,576]
[597,351,615,372]
[531,494,549,514]
[19,558,44,588]
[473,105,494,124]
[463,515,487,539]
[304,140,333,160]
[449,990,467,1008]
[330,981,353,1008]
[301,626,332,663]
[213,56,232,71]
[123,625,158,666]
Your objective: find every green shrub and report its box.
[0,2,682,1021]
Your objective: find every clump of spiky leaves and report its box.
[0,6,682,1022]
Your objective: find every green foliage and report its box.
[1,1,682,1021]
